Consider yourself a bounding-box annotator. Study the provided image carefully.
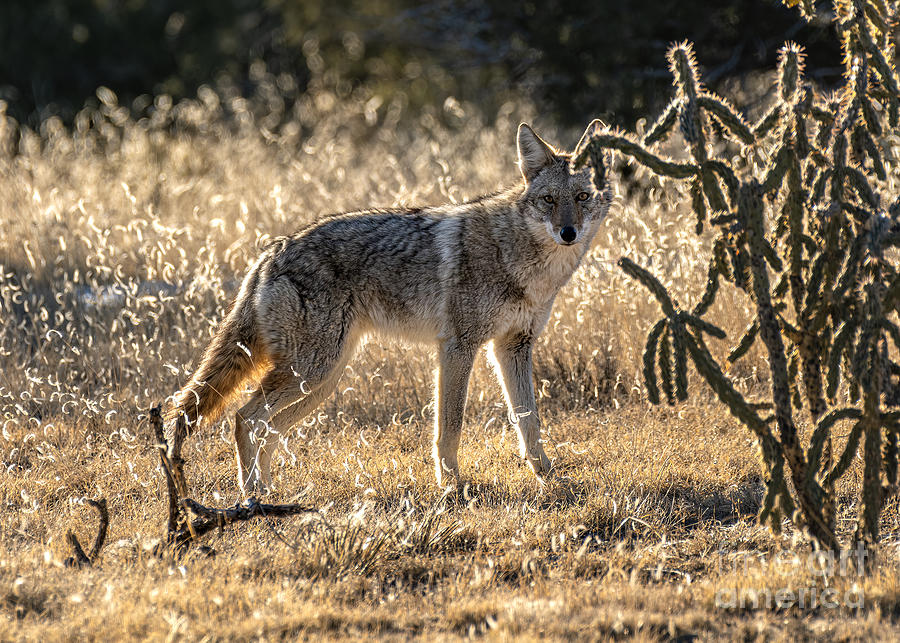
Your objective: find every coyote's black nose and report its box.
[560,226,577,243]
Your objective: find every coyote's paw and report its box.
[525,449,552,481]
[433,454,460,488]
[239,477,273,500]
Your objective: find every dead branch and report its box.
[86,498,109,559]
[64,498,109,568]
[65,533,91,567]
[147,405,184,536]
[183,497,319,521]
[147,403,319,553]
[164,498,319,550]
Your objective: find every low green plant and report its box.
[576,0,900,555]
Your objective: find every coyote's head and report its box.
[517,120,610,246]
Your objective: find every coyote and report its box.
[166,121,611,495]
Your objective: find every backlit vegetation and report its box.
[3,15,900,640]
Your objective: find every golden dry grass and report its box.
[2,81,900,640]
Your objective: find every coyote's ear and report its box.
[517,123,558,182]
[574,119,606,156]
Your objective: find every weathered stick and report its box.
[147,403,319,552]
[164,498,319,550]
[65,532,91,567]
[147,405,183,536]
[64,498,109,568]
[183,497,319,521]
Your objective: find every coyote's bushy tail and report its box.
[165,263,268,448]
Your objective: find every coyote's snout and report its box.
[166,121,611,496]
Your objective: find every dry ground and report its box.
[2,81,900,640]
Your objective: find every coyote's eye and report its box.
[576,192,590,201]
[542,195,555,204]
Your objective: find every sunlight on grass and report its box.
[2,73,898,639]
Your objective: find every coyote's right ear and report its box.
[517,123,558,182]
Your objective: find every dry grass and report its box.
[2,79,900,640]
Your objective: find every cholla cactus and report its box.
[575,0,900,555]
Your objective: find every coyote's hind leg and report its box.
[234,331,359,496]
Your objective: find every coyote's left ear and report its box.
[574,119,606,156]
[517,123,558,182]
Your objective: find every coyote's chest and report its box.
[525,245,582,302]
[493,247,582,336]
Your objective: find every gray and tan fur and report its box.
[166,121,611,495]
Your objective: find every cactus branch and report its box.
[618,257,678,317]
[576,135,695,179]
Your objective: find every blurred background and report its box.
[2,0,841,131]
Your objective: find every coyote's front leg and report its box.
[433,338,476,486]
[490,331,552,479]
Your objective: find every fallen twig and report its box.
[64,498,109,568]
[163,498,319,550]
[65,532,91,567]
[183,497,319,522]
[147,405,184,536]
[146,403,320,553]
